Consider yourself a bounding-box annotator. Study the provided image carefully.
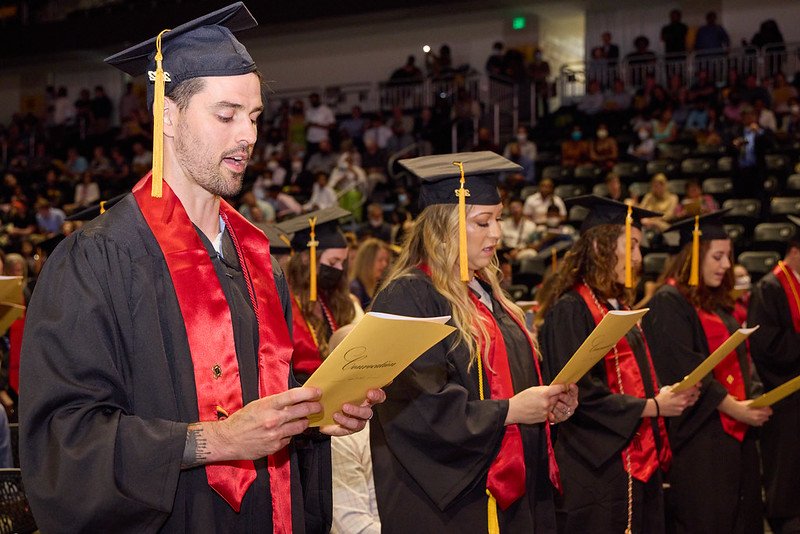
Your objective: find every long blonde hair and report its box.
[350,238,389,298]
[377,204,528,364]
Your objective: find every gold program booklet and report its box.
[671,326,759,393]
[749,374,800,408]
[304,312,455,427]
[0,276,25,334]
[550,308,649,385]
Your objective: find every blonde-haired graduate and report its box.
[536,195,699,534]
[369,152,577,534]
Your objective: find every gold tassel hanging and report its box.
[689,215,701,286]
[99,200,106,214]
[486,489,500,534]
[452,161,470,282]
[624,204,633,288]
[308,217,319,302]
[151,29,171,198]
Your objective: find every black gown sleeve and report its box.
[748,275,800,388]
[19,232,186,533]
[370,275,508,511]
[539,293,646,468]
[642,286,728,450]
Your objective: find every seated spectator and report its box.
[358,203,393,243]
[63,147,88,180]
[385,123,415,155]
[647,85,673,117]
[742,73,771,106]
[674,178,719,218]
[637,173,678,231]
[339,106,367,149]
[754,98,778,131]
[503,125,537,162]
[130,141,152,178]
[561,126,591,167]
[671,87,692,127]
[522,178,566,224]
[504,142,535,184]
[303,172,338,211]
[500,197,537,251]
[389,205,414,245]
[70,171,100,211]
[578,79,605,115]
[603,172,629,202]
[604,78,632,111]
[389,55,424,84]
[238,190,276,223]
[696,107,723,146]
[389,106,414,135]
[684,101,710,131]
[306,139,339,175]
[363,116,393,150]
[265,185,303,220]
[627,124,656,161]
[723,92,745,124]
[779,97,800,139]
[34,198,66,237]
[651,107,679,150]
[349,238,391,311]
[89,145,112,178]
[511,205,577,261]
[688,69,717,105]
[589,123,619,171]
[472,127,499,153]
[771,72,797,115]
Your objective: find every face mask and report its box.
[516,134,528,142]
[597,129,608,139]
[571,131,582,141]
[397,193,409,205]
[638,130,649,140]
[317,263,344,291]
[546,217,560,228]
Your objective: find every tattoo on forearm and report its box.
[181,423,210,469]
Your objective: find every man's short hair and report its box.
[166,78,207,111]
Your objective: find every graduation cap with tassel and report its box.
[667,209,732,287]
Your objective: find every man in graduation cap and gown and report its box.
[747,214,800,534]
[642,211,771,534]
[536,195,698,534]
[368,152,577,534]
[19,4,382,533]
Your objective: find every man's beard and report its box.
[174,123,247,198]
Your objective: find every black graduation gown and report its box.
[642,285,763,534]
[747,272,800,522]
[19,195,331,533]
[539,291,665,534]
[369,272,556,534]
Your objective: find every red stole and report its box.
[133,174,293,532]
[575,283,672,482]
[773,261,800,333]
[695,307,748,442]
[289,294,323,376]
[8,313,23,393]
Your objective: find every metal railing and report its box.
[558,41,799,104]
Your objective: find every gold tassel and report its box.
[486,489,500,534]
[99,200,106,214]
[151,29,171,198]
[624,204,633,288]
[551,247,557,274]
[308,216,319,302]
[689,215,701,286]
[452,161,470,282]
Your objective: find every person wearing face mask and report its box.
[279,207,363,383]
[358,203,393,243]
[589,123,619,171]
[329,154,367,221]
[627,125,656,161]
[561,126,591,168]
[747,227,800,534]
[537,196,699,534]
[504,125,537,162]
[369,152,578,533]
[643,211,772,534]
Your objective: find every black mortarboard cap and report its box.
[104,2,258,111]
[566,195,662,234]
[65,193,127,221]
[399,151,520,209]
[668,209,732,247]
[279,207,350,251]
[258,223,293,253]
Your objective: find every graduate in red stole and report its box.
[748,214,800,534]
[369,151,578,534]
[643,210,772,534]
[18,4,382,532]
[537,195,699,534]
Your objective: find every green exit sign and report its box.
[512,16,526,30]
